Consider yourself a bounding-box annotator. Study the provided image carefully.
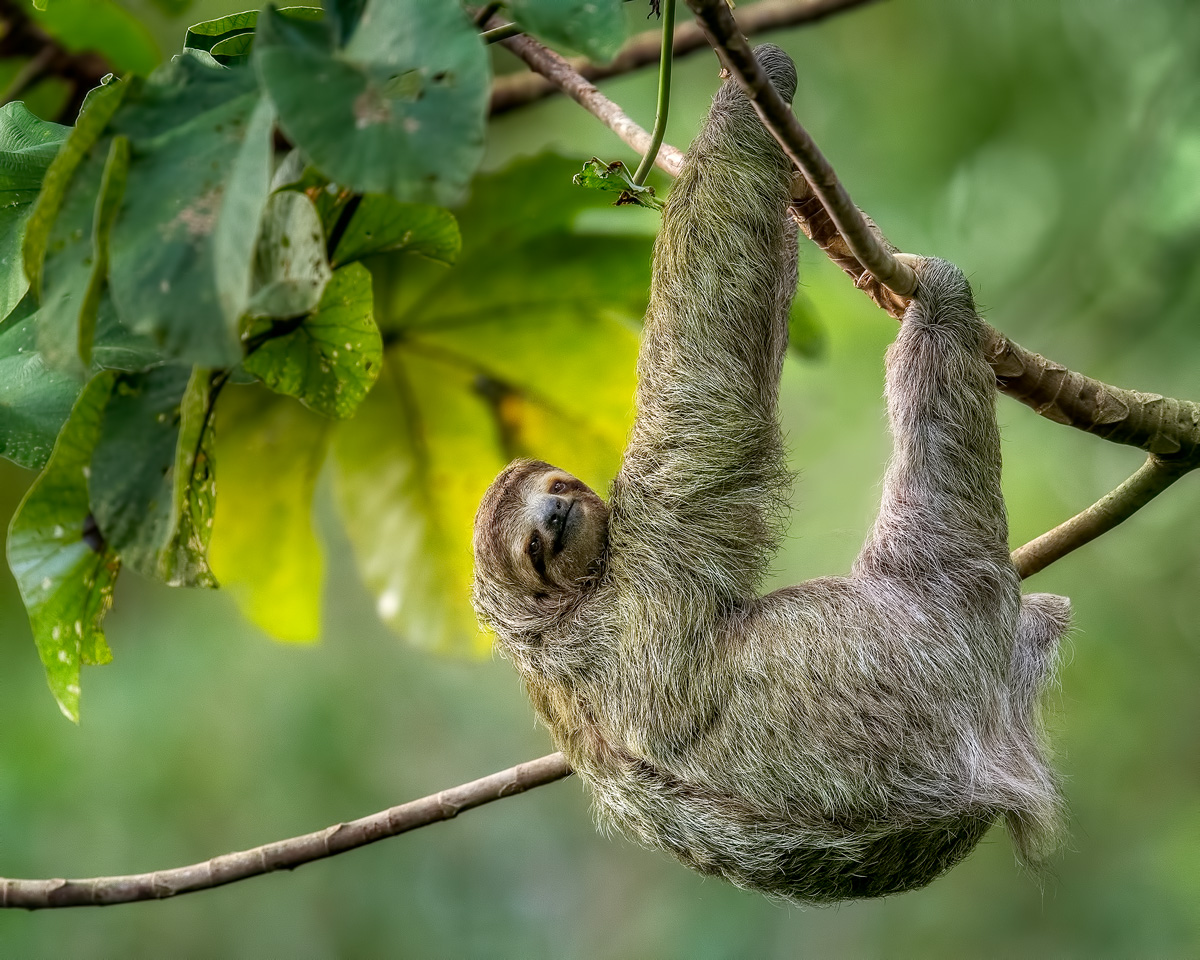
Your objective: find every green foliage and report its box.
[0,0,653,713]
[330,195,460,268]
[6,372,119,722]
[209,386,328,643]
[0,293,80,469]
[246,189,331,319]
[243,262,380,419]
[573,157,664,210]
[254,0,489,205]
[27,0,160,76]
[333,155,647,653]
[108,56,266,366]
[89,365,217,587]
[0,103,68,324]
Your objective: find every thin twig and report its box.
[474,2,502,27]
[0,753,571,909]
[490,0,882,114]
[1012,457,1192,579]
[493,20,685,175]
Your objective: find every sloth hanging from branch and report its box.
[472,45,1071,903]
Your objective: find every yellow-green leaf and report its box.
[209,386,329,643]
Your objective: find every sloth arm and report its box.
[606,87,798,623]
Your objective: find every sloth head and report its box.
[472,460,610,634]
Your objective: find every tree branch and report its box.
[489,0,882,114]
[1012,457,1192,579]
[685,0,917,295]
[6,0,1196,911]
[0,753,570,909]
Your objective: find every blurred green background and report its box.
[1,0,1199,955]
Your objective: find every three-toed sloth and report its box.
[472,45,1070,903]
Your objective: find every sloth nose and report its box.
[539,496,569,533]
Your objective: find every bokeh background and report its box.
[1,0,1198,955]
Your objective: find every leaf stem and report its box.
[325,194,363,262]
[632,0,676,186]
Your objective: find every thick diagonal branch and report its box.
[0,753,570,909]
[679,0,1200,468]
[686,0,917,296]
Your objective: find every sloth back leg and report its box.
[855,257,1012,590]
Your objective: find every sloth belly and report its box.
[582,744,996,903]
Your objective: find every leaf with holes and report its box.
[243,262,380,419]
[108,55,273,366]
[254,0,488,204]
[89,366,217,587]
[7,371,120,722]
[247,189,331,319]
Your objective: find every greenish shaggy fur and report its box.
[473,45,1069,903]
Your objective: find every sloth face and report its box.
[474,460,609,600]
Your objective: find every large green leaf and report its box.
[23,79,125,306]
[209,386,329,643]
[7,372,120,723]
[509,0,627,63]
[334,154,649,652]
[89,366,218,587]
[0,103,69,323]
[387,156,648,456]
[246,189,331,319]
[35,130,113,374]
[331,195,460,268]
[332,355,503,654]
[0,291,158,471]
[184,10,261,51]
[255,0,489,205]
[243,262,380,418]
[78,135,129,366]
[108,55,272,366]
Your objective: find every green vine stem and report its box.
[632,0,677,186]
